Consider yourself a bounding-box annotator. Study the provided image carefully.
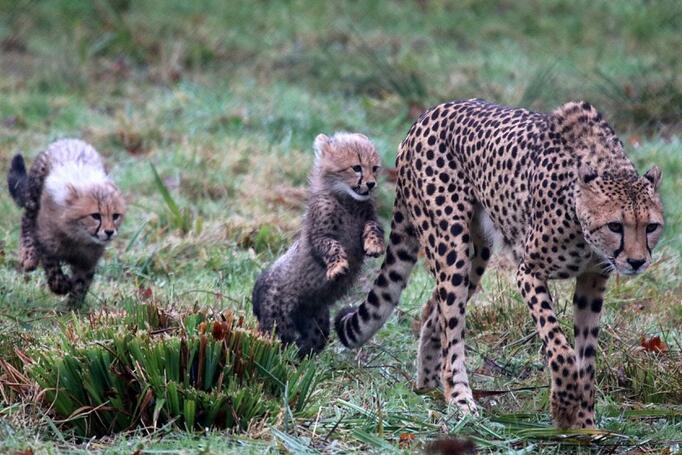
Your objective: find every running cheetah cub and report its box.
[7,139,126,307]
[252,132,384,356]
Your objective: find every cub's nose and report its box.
[627,258,646,271]
[105,230,115,239]
[366,181,376,190]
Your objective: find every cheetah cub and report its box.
[252,132,384,356]
[7,139,126,307]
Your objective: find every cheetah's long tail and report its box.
[334,196,420,348]
[7,154,28,208]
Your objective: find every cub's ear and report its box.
[313,134,331,159]
[643,165,662,190]
[577,163,598,185]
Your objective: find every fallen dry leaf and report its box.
[138,286,153,301]
[399,432,415,448]
[640,335,668,353]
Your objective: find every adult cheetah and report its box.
[335,99,664,429]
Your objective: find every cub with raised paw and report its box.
[252,132,384,356]
[7,139,126,308]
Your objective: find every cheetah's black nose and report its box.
[366,181,376,190]
[627,258,646,271]
[105,230,115,238]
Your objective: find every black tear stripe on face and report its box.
[612,231,624,259]
[356,151,364,186]
[612,209,625,259]
[646,233,652,255]
[95,199,103,236]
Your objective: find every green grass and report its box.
[1,0,681,453]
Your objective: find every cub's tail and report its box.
[7,154,28,208]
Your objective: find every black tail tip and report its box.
[334,306,356,348]
[10,154,26,174]
[8,154,28,205]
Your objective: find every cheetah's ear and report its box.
[313,134,331,159]
[577,163,598,185]
[643,166,662,191]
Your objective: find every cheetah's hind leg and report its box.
[19,211,40,272]
[416,291,442,390]
[294,304,330,357]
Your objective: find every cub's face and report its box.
[63,183,126,245]
[576,165,663,275]
[314,132,380,201]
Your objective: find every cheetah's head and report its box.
[312,132,381,201]
[575,164,664,275]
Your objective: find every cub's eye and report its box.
[113,213,121,221]
[607,222,623,233]
[91,213,101,221]
[372,166,379,173]
[352,165,362,172]
[646,223,659,233]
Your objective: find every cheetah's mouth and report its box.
[335,182,371,201]
[91,234,111,245]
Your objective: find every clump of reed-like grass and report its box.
[10,304,318,437]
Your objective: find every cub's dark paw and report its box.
[326,258,349,280]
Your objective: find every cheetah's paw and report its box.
[363,236,385,257]
[326,258,349,280]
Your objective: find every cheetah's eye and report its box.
[607,222,623,233]
[352,165,362,172]
[372,166,379,173]
[91,213,102,221]
[646,223,660,234]
[113,213,121,221]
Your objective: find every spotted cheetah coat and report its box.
[335,99,653,429]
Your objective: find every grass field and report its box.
[1,1,681,453]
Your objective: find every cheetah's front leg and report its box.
[572,272,609,428]
[363,220,385,257]
[426,216,477,415]
[67,266,96,308]
[43,258,72,296]
[516,264,580,429]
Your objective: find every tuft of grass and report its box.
[150,162,197,235]
[3,304,318,437]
